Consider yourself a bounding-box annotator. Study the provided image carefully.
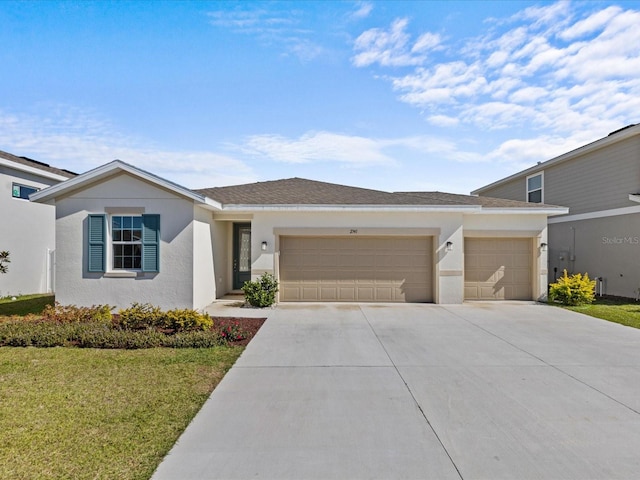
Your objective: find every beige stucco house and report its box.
[0,150,75,297]
[473,123,640,299]
[32,160,566,309]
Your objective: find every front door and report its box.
[233,223,251,289]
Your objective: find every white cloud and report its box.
[242,131,397,166]
[0,107,256,188]
[354,1,640,152]
[352,18,441,67]
[351,1,373,20]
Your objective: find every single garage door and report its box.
[279,236,432,302]
[464,238,532,300]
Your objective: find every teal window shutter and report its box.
[88,214,106,272]
[142,214,160,272]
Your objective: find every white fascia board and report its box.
[475,207,569,216]
[31,160,206,204]
[549,205,640,224]
[472,124,640,195]
[199,197,223,211]
[0,157,70,182]
[629,194,640,204]
[217,204,482,213]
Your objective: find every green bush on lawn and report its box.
[549,270,596,306]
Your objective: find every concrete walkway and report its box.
[153,302,640,479]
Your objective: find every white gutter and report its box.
[629,194,640,204]
[217,204,482,213]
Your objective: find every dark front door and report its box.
[233,223,251,289]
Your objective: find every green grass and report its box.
[0,294,54,316]
[0,346,243,479]
[560,297,640,329]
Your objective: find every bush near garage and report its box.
[549,270,596,306]
[242,273,279,307]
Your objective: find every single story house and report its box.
[31,160,567,310]
[0,150,75,297]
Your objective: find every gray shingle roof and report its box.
[0,150,76,178]
[195,177,562,208]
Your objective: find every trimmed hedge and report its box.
[0,321,227,349]
[0,303,230,349]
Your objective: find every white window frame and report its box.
[526,172,544,203]
[109,214,143,272]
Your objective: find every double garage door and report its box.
[279,236,433,302]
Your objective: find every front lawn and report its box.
[0,294,54,316]
[559,297,640,329]
[0,346,242,480]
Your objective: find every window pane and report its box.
[124,257,133,269]
[132,229,142,241]
[113,231,122,242]
[113,245,123,256]
[114,256,123,269]
[112,216,122,229]
[122,230,132,241]
[123,216,132,228]
[528,190,542,203]
[527,175,542,191]
[132,217,142,229]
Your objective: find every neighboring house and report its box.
[31,160,566,310]
[0,150,75,297]
[473,123,640,299]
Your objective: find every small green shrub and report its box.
[116,303,163,330]
[549,270,596,306]
[164,309,214,332]
[242,273,279,308]
[41,302,113,324]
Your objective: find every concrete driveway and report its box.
[153,303,640,479]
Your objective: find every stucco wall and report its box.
[54,173,196,310]
[549,213,640,299]
[193,206,216,309]
[0,166,60,296]
[237,210,548,304]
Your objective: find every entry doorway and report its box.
[233,223,251,289]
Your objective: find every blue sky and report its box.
[1,0,639,194]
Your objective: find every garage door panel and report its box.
[465,238,532,301]
[280,236,432,303]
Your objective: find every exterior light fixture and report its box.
[261,241,268,251]
[540,242,548,252]
[445,241,453,252]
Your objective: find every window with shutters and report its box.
[87,214,159,273]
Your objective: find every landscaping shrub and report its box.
[41,302,113,324]
[116,303,164,330]
[242,273,279,308]
[549,270,596,306]
[163,308,213,332]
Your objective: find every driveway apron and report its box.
[153,303,640,479]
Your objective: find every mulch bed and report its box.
[213,317,267,346]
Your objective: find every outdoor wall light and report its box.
[540,242,548,252]
[445,241,453,252]
[261,241,268,251]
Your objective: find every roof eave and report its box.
[0,157,71,182]
[31,160,206,204]
[476,207,569,216]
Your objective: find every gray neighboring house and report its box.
[0,150,76,296]
[473,123,640,299]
